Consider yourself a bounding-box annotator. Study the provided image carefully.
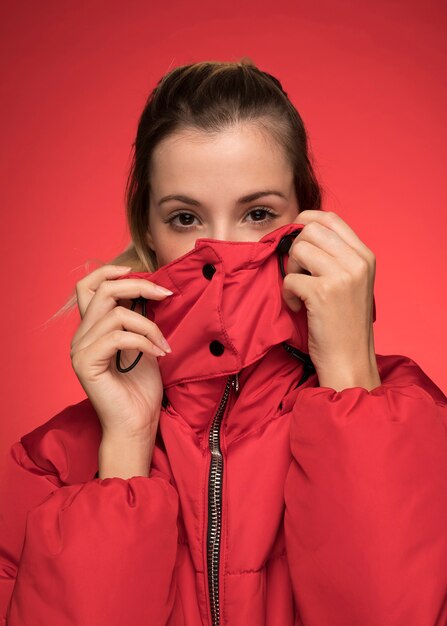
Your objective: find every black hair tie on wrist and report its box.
[116,296,148,373]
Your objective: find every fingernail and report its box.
[156,286,174,295]
[160,336,172,352]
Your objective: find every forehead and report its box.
[149,124,292,185]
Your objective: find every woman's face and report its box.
[146,123,301,267]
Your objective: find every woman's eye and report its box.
[168,212,199,230]
[245,208,277,226]
[166,208,277,232]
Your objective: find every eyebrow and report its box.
[158,190,287,207]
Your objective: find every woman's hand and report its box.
[70,265,174,442]
[282,210,381,391]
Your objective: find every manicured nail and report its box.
[156,286,174,295]
[160,336,172,352]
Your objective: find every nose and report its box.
[206,227,239,242]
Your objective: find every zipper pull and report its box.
[231,372,239,394]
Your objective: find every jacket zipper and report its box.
[207,372,239,626]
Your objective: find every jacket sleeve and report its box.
[283,353,447,626]
[0,419,180,625]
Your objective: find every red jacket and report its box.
[1,222,447,626]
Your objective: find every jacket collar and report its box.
[120,221,376,388]
[120,222,311,387]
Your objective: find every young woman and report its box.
[1,59,446,626]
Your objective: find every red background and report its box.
[1,0,446,469]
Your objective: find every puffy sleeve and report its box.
[0,402,180,626]
[283,353,447,626]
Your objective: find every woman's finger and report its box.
[293,210,372,259]
[288,239,336,278]
[82,278,173,324]
[76,265,133,318]
[72,330,166,381]
[73,278,174,345]
[287,222,365,277]
[71,305,171,357]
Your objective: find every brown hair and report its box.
[48,57,323,323]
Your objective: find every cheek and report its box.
[154,234,196,267]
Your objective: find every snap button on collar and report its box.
[209,340,225,356]
[202,263,216,280]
